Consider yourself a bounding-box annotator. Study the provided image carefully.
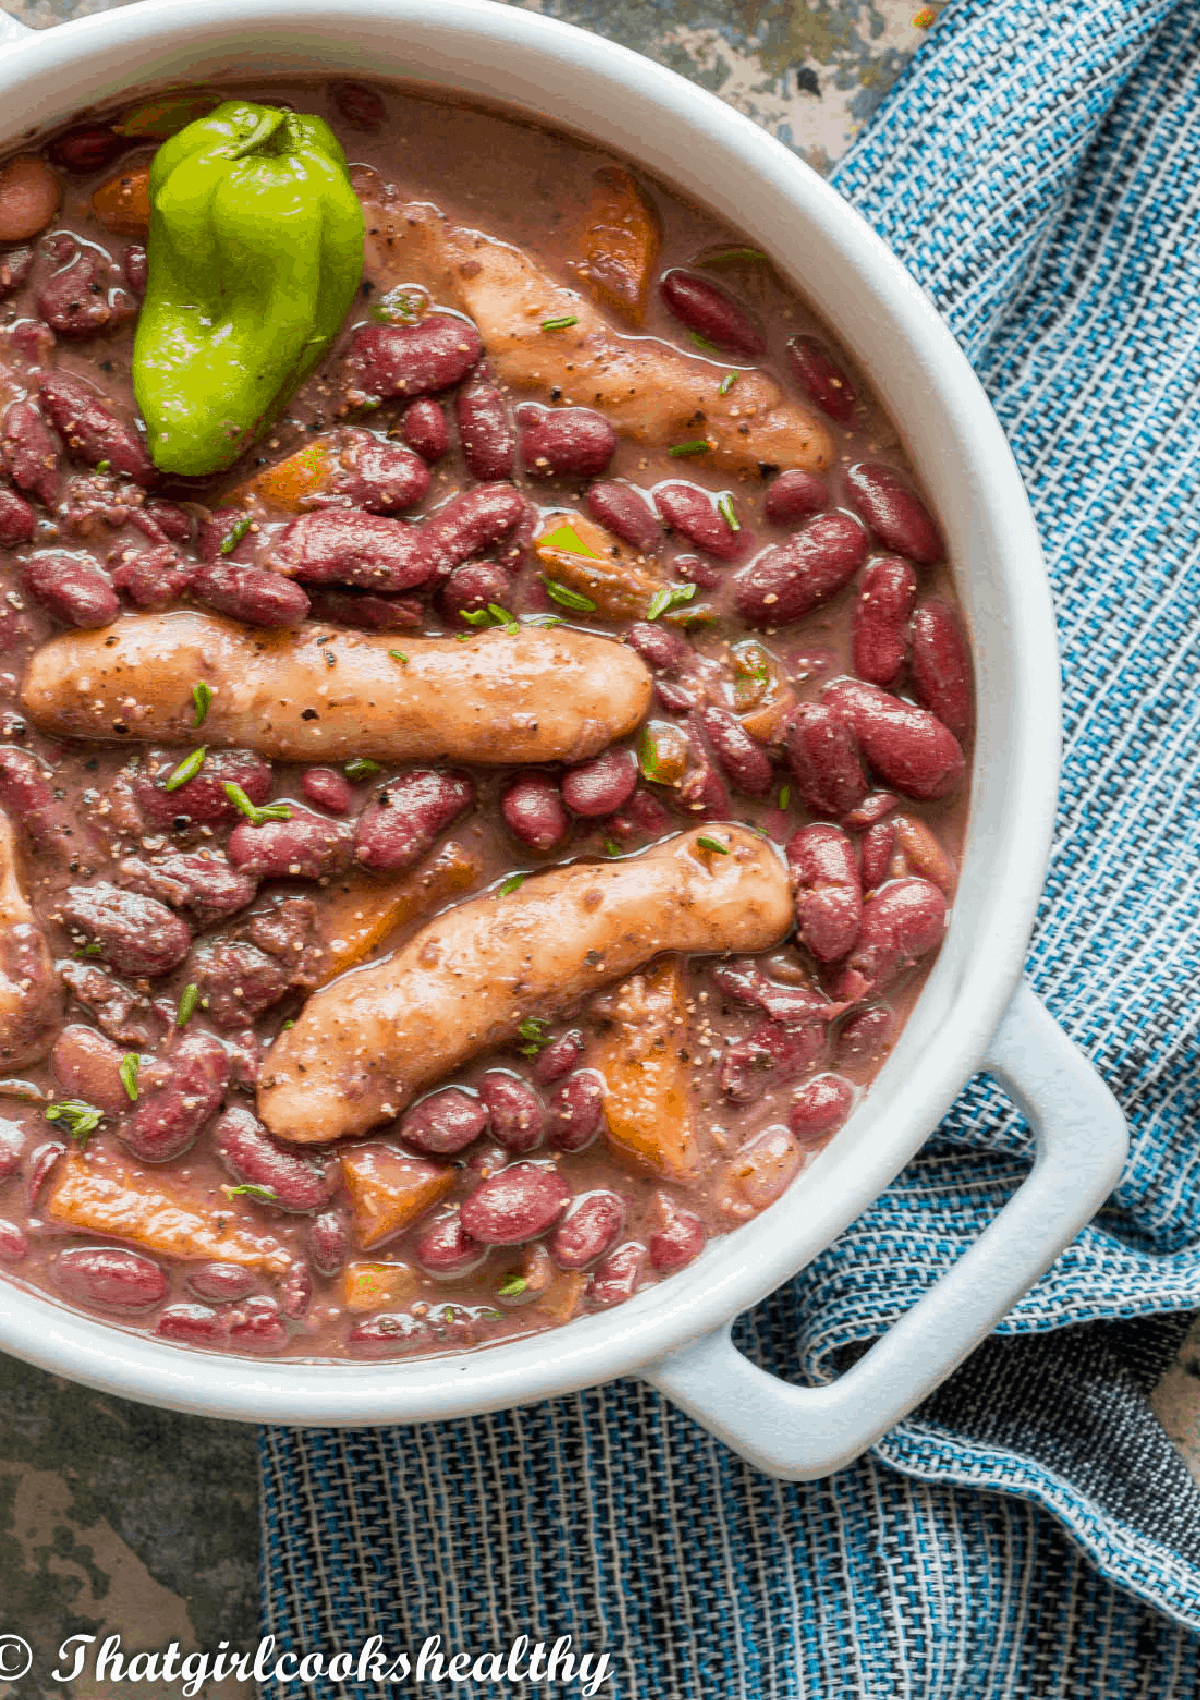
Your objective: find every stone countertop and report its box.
[0,0,1196,1690]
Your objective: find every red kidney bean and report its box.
[720,1020,824,1103]
[22,553,119,628]
[588,1240,644,1308]
[191,939,291,1030]
[439,559,512,623]
[842,790,900,831]
[547,1069,606,1152]
[279,1262,312,1320]
[519,406,616,479]
[787,823,863,963]
[859,819,896,890]
[785,334,857,424]
[764,468,829,527]
[413,1209,487,1277]
[348,315,484,400]
[0,246,34,296]
[790,1073,855,1143]
[560,747,638,818]
[228,807,353,881]
[26,1141,63,1206]
[38,245,134,339]
[891,814,956,896]
[672,553,722,591]
[711,959,840,1029]
[187,1261,258,1303]
[832,878,947,1001]
[56,881,191,978]
[532,1029,585,1085]
[190,557,309,627]
[214,1105,338,1212]
[456,379,515,481]
[501,774,569,853]
[400,1086,488,1156]
[852,555,916,687]
[479,1071,545,1154]
[845,462,942,564]
[660,269,765,357]
[274,509,428,592]
[156,1303,228,1345]
[109,544,193,609]
[348,1313,432,1355]
[3,398,60,505]
[121,1031,228,1162]
[353,769,474,872]
[51,1024,128,1117]
[0,1120,23,1179]
[333,436,430,514]
[838,1005,895,1067]
[134,747,272,828]
[461,1140,508,1188]
[585,481,663,554]
[0,1220,27,1261]
[653,481,747,561]
[911,601,974,741]
[227,1295,289,1354]
[459,1162,571,1245]
[0,747,72,858]
[730,1125,803,1208]
[648,1197,707,1273]
[0,486,34,546]
[550,1189,625,1270]
[50,124,125,173]
[332,80,384,129]
[39,370,153,486]
[301,767,355,815]
[54,1246,167,1311]
[734,512,868,627]
[309,1211,347,1278]
[823,678,965,801]
[784,702,869,817]
[626,620,691,673]
[123,244,147,295]
[399,398,449,462]
[606,785,672,845]
[420,483,526,577]
[678,715,733,821]
[698,705,774,796]
[303,587,421,632]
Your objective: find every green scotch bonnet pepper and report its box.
[132,101,364,477]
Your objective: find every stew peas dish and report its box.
[0,83,972,1358]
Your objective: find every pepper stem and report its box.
[223,105,289,160]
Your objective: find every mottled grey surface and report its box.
[1,0,1194,1687]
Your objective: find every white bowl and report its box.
[0,0,1127,1477]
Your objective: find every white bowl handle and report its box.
[0,13,32,43]
[642,981,1128,1478]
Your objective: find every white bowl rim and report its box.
[0,0,1059,1427]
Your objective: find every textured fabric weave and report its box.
[260,1,1200,1691]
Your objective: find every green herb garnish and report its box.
[497,1274,527,1297]
[219,514,252,554]
[700,246,768,267]
[498,873,526,896]
[718,493,740,531]
[516,1017,549,1057]
[637,727,660,778]
[343,757,381,782]
[76,942,103,959]
[541,577,598,614]
[689,332,721,354]
[95,459,111,473]
[646,583,697,622]
[223,782,292,826]
[177,982,199,1028]
[192,681,212,728]
[537,524,600,559]
[165,746,206,791]
[45,1100,102,1150]
[521,613,564,628]
[697,834,730,854]
[603,837,622,857]
[668,439,712,458]
[779,785,792,810]
[371,288,423,324]
[487,603,519,632]
[389,650,409,665]
[118,1053,139,1103]
[719,372,738,395]
[541,314,579,331]
[225,1183,279,1203]
[478,1307,503,1321]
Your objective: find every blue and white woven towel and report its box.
[260,2,1200,1692]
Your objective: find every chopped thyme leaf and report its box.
[497,1274,527,1297]
[689,331,721,354]
[460,608,491,626]
[719,372,738,395]
[718,493,740,531]
[165,746,206,791]
[541,314,579,331]
[192,681,212,728]
[95,458,111,473]
[343,757,382,782]
[537,523,600,559]
[521,612,564,627]
[219,514,252,554]
[778,785,792,810]
[668,439,712,458]
[646,583,697,622]
[637,727,660,778]
[516,1016,549,1057]
[486,603,519,631]
[498,872,526,896]
[603,837,622,857]
[45,1099,102,1149]
[696,834,730,854]
[224,1183,278,1203]
[388,649,409,664]
[223,782,291,826]
[177,983,199,1028]
[700,246,769,267]
[541,577,597,613]
[118,1053,139,1103]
